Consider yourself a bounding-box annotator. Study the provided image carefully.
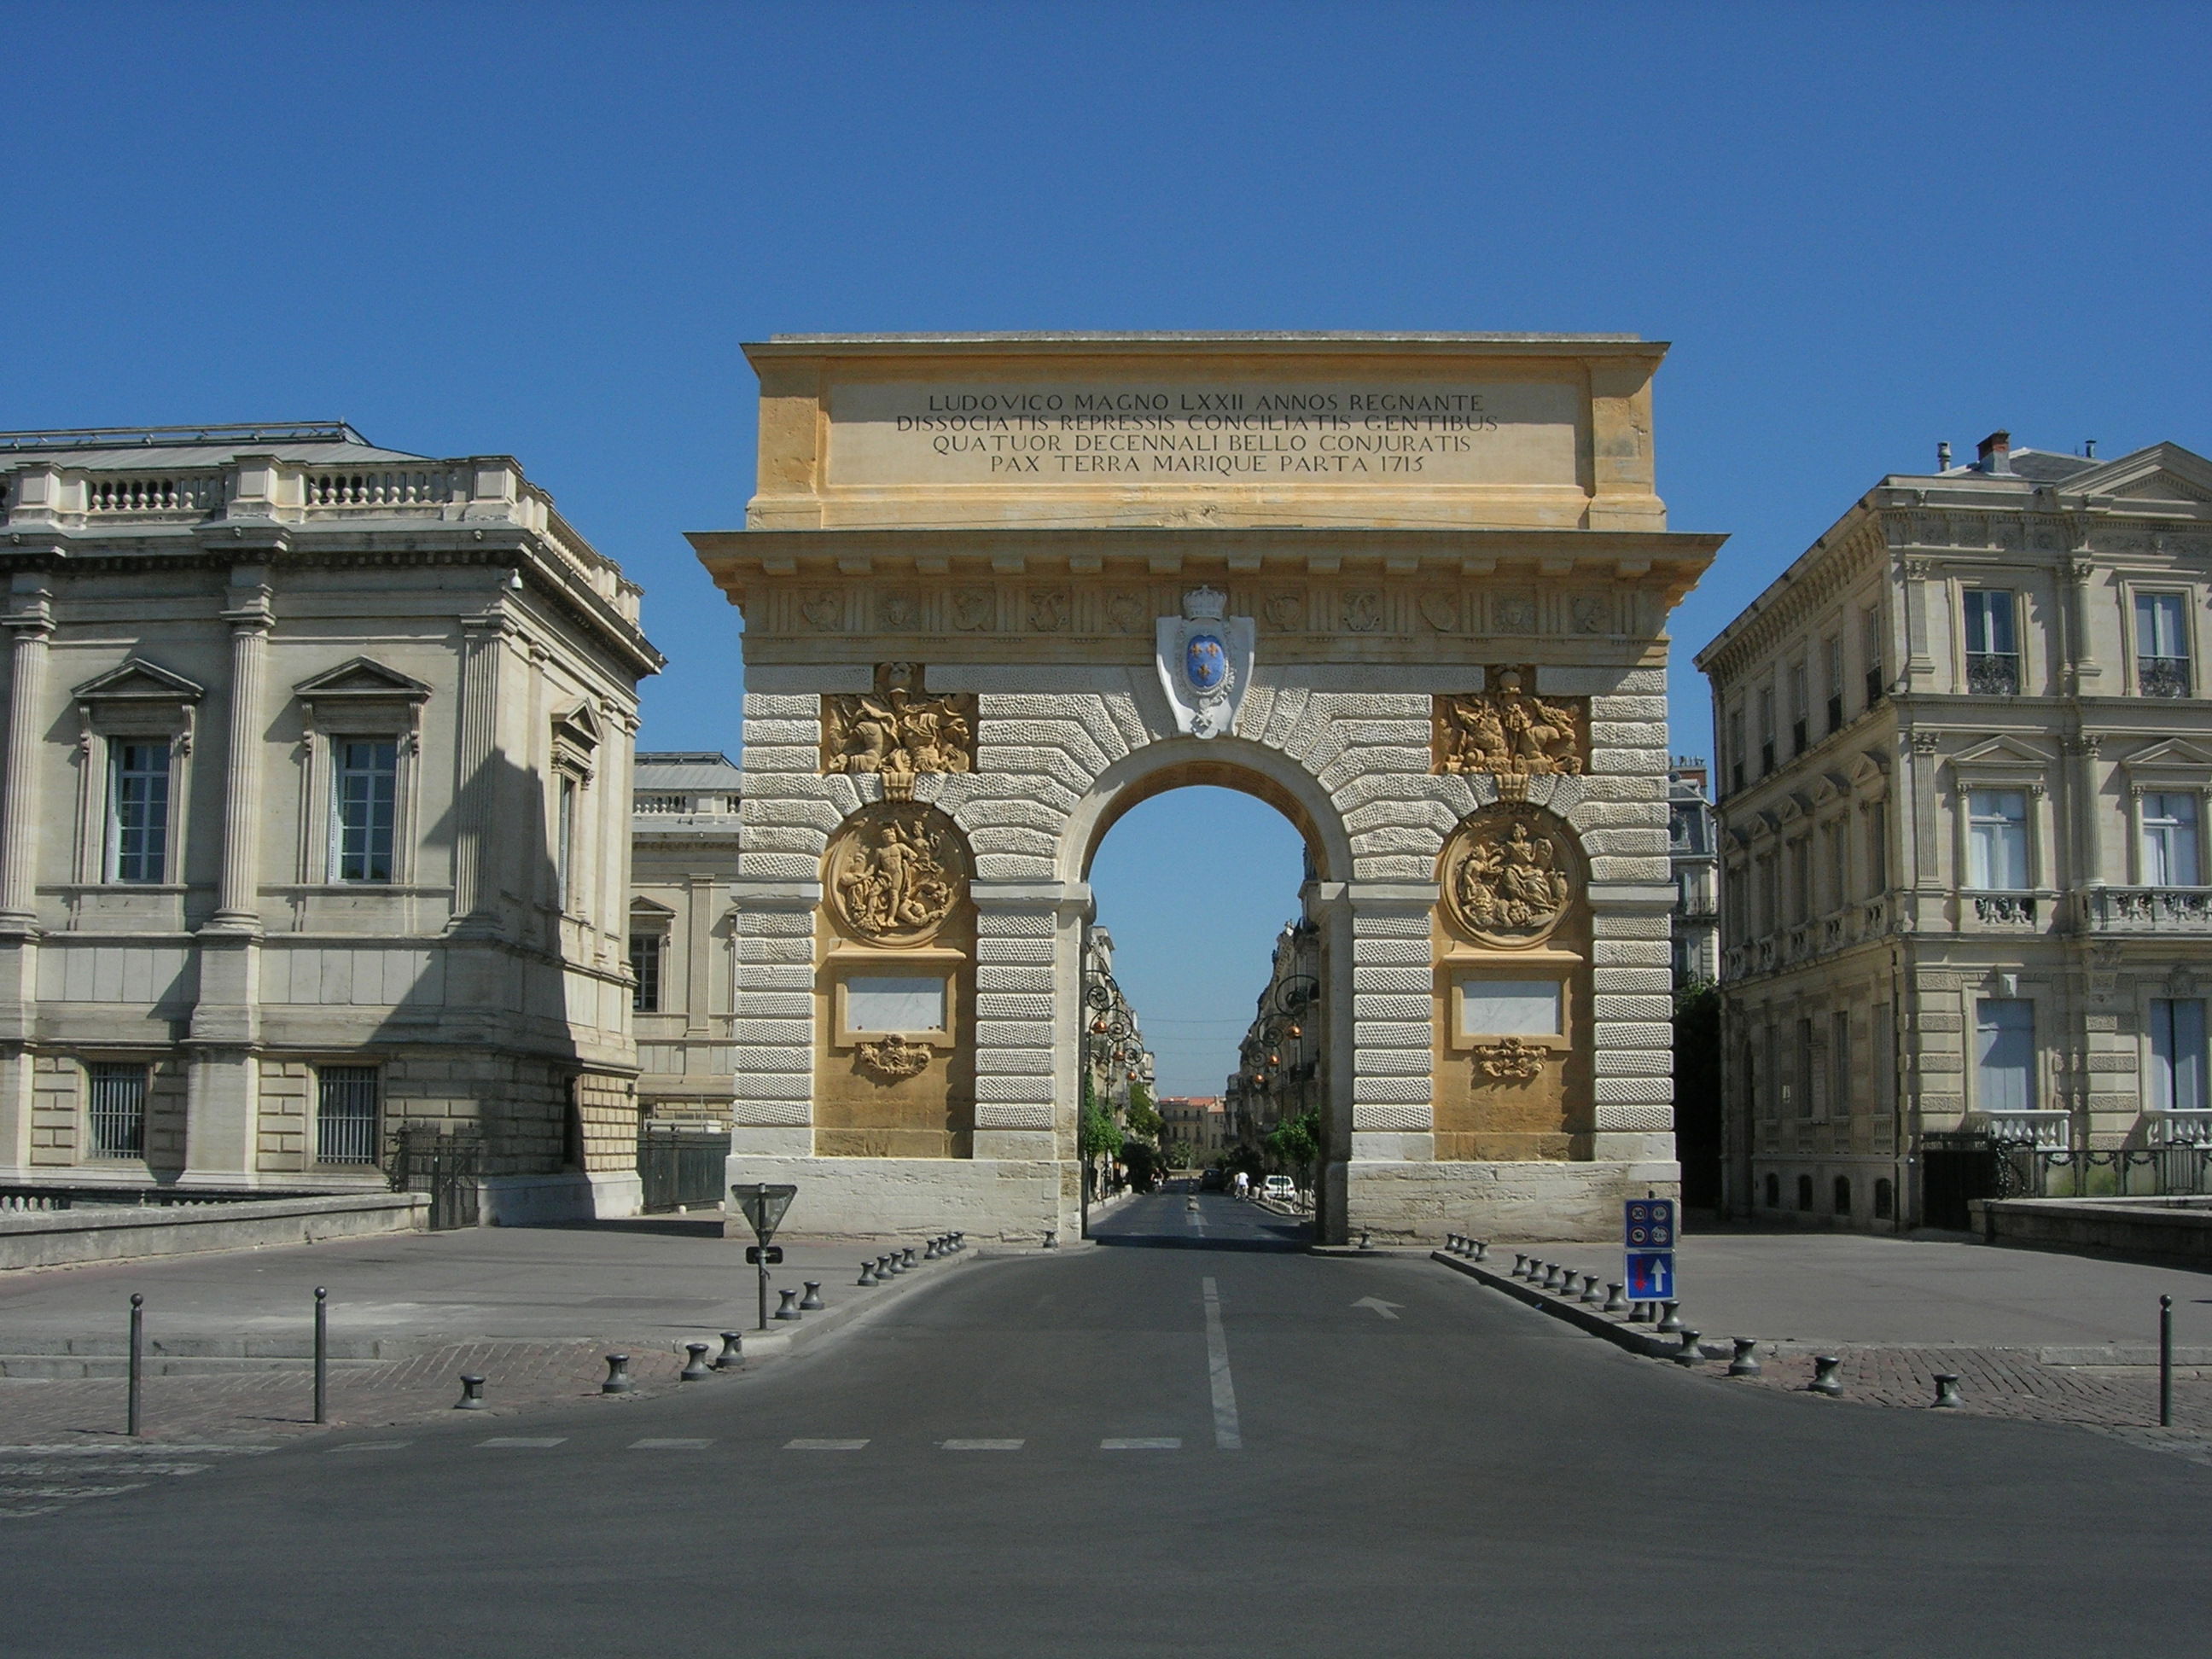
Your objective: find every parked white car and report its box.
[1261,1175,1295,1201]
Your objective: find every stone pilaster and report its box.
[1344,882,1437,1159]
[0,588,54,932]
[451,608,514,928]
[726,879,817,1156]
[211,573,272,928]
[973,879,1083,1165]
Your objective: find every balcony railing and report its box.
[2082,888,2212,934]
[85,474,223,515]
[2140,655,2193,698]
[1969,891,2037,926]
[1965,652,2021,696]
[2147,1110,2212,1147]
[1977,1109,2072,1150]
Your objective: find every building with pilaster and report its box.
[1668,757,1718,985]
[630,753,742,1126]
[0,423,661,1220]
[1697,431,2212,1230]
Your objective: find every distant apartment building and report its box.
[630,753,742,1126]
[0,423,661,1221]
[1697,432,2212,1230]
[1158,1095,1227,1161]
[1669,757,1719,985]
[1226,917,1323,1152]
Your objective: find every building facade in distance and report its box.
[0,423,660,1220]
[1697,432,2212,1230]
[1226,916,1324,1154]
[1668,756,1719,985]
[630,753,743,1127]
[1157,1095,1227,1162]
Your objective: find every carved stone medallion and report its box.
[822,663,977,783]
[1441,805,1579,946]
[1433,669,1586,779]
[824,801,972,946]
[1472,1038,1547,1082]
[855,1035,932,1084]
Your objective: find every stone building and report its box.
[1668,757,1719,985]
[1158,1095,1226,1161]
[694,332,1720,1243]
[0,422,660,1220]
[1697,432,2212,1230]
[1226,916,1324,1152]
[630,752,743,1126]
[1079,925,1154,1129]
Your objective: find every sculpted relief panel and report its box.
[1441,805,1580,948]
[822,663,977,791]
[824,801,973,947]
[1434,668,1587,783]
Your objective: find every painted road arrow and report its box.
[1352,1297,1402,1320]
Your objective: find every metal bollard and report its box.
[1511,1253,1529,1278]
[1627,1301,1651,1324]
[859,1260,878,1286]
[1657,1301,1684,1334]
[1359,1231,1372,1251]
[1473,1241,1489,1262]
[799,1281,824,1312]
[313,1286,329,1426]
[1673,1329,1703,1365]
[1580,1273,1604,1306]
[901,1246,917,1270]
[1043,1231,1057,1249]
[1808,1354,1844,1397]
[2160,1294,2174,1429]
[127,1292,144,1438]
[1604,1283,1627,1313]
[1727,1337,1761,1377]
[1932,1373,1962,1409]
[774,1289,802,1321]
[924,1238,940,1260]
[877,1254,896,1278]
[454,1373,488,1410]
[602,1353,636,1394]
[713,1332,745,1370]
[1543,1263,1564,1292]
[680,1342,713,1382]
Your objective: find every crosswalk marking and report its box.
[0,1462,207,1476]
[1100,1437,1182,1450]
[326,1442,411,1453]
[630,1438,713,1450]
[940,1439,1024,1451]
[476,1437,566,1448]
[0,1444,270,1456]
[784,1438,869,1451]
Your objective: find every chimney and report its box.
[1936,441,1953,472]
[1976,431,2013,475]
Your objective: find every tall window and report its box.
[86,1062,148,1158]
[2142,793,2201,886]
[1758,687,1776,776]
[1975,998,2034,1115]
[1966,789,2029,888]
[333,740,399,882]
[1789,661,1809,756]
[1861,608,1884,709]
[629,933,662,1012]
[2136,592,2192,697]
[1824,636,1844,734]
[1727,710,1745,795]
[1873,1003,1895,1115]
[1964,590,2020,695]
[317,1066,380,1165]
[1830,1010,1851,1118]
[2150,998,2208,1115]
[108,740,172,883]
[1795,1016,1814,1118]
[556,776,579,911]
[1867,803,1889,894]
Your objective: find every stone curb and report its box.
[706,1246,986,1366]
[1429,1249,1720,1363]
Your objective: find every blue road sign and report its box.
[1622,1197,1675,1249]
[1625,1249,1675,1300]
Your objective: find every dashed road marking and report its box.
[941,1439,1024,1451]
[785,1438,869,1452]
[1202,1277,1243,1452]
[1100,1438,1181,1451]
[630,1438,713,1450]
[477,1437,566,1448]
[326,1442,411,1453]
[0,1462,207,1476]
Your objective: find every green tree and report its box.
[1122,1079,1162,1144]
[1079,1097,1121,1161]
[1265,1108,1322,1189]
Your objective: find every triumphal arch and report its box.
[690,333,1720,1243]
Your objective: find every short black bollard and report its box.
[1727,1337,1761,1377]
[877,1254,896,1278]
[1043,1231,1057,1249]
[1673,1329,1703,1365]
[602,1353,636,1394]
[1604,1283,1627,1314]
[774,1289,802,1321]
[799,1281,824,1311]
[1359,1230,1373,1252]
[1808,1354,1844,1397]
[1472,1241,1489,1262]
[313,1286,329,1426]
[1511,1253,1529,1278]
[901,1246,917,1270]
[680,1342,714,1382]
[713,1332,744,1370]
[127,1291,144,1438]
[859,1260,878,1286]
[1627,1301,1651,1324]
[1932,1373,1963,1409]
[1580,1273,1604,1306]
[2160,1293,2174,1429]
[1543,1263,1564,1292]
[454,1373,488,1410]
[1657,1301,1684,1334]
[924,1238,940,1260]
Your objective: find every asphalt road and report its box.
[6,1190,2209,1657]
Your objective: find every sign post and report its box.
[730,1183,799,1331]
[1623,1196,1676,1308]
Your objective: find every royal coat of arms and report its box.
[1156,586,1254,740]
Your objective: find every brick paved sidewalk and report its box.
[0,1339,691,1447]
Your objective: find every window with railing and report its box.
[1727,711,1744,795]
[86,1062,148,1159]
[1758,687,1776,776]
[2135,591,2192,697]
[2141,793,2201,886]
[108,740,172,883]
[1966,789,2029,889]
[1964,590,2019,695]
[2149,998,2207,1115]
[317,1066,381,1165]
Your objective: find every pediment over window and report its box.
[2122,737,2212,771]
[294,657,434,704]
[1846,749,1891,791]
[73,657,205,706]
[1808,770,1853,805]
[552,703,603,781]
[2121,736,2212,792]
[1951,734,2056,768]
[2068,443,2212,505]
[629,894,677,919]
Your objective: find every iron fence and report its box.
[638,1125,731,1212]
[1994,1143,2212,1201]
[389,1123,483,1230]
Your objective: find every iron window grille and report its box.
[332,740,399,882]
[1964,590,2020,696]
[317,1066,381,1165]
[87,1062,148,1158]
[2136,592,2192,697]
[108,740,172,883]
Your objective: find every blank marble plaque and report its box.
[844,975,946,1033]
[1458,980,1561,1037]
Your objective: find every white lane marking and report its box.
[941,1439,1024,1452]
[0,1462,207,1476]
[1101,1438,1181,1451]
[1353,1296,1404,1320]
[784,1438,868,1451]
[327,1442,411,1454]
[0,1444,271,1456]
[630,1438,713,1450]
[1202,1277,1243,1451]
[476,1438,566,1448]
[0,1483,147,1499]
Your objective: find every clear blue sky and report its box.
[9,2,2208,1091]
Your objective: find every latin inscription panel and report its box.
[827,381,1582,488]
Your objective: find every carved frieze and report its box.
[1433,668,1587,780]
[1441,804,1580,946]
[1471,1038,1548,1082]
[823,800,972,946]
[822,663,976,785]
[854,1035,932,1084]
